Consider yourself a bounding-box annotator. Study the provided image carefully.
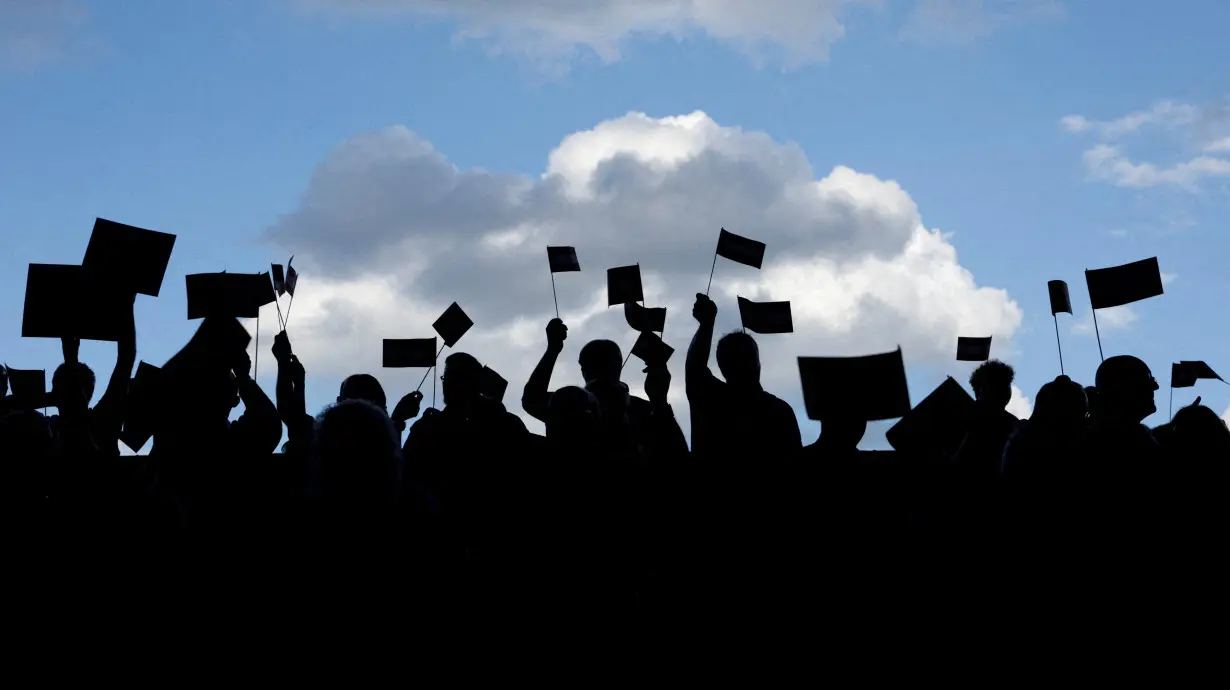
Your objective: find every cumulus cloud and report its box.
[0,0,92,71]
[1007,384,1033,419]
[267,111,1022,438]
[293,0,1060,70]
[1061,99,1230,189]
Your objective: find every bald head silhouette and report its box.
[1095,355,1158,424]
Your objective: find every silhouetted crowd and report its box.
[3,293,1227,634]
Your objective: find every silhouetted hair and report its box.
[339,374,387,411]
[1032,375,1087,425]
[579,340,622,380]
[444,352,483,378]
[969,360,1014,397]
[52,361,96,401]
[314,399,402,504]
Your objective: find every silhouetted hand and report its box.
[392,391,424,423]
[692,293,717,325]
[272,331,293,362]
[546,318,568,352]
[233,350,252,382]
[644,364,670,405]
[61,337,81,364]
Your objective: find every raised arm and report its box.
[686,293,718,399]
[230,350,282,454]
[643,363,689,459]
[92,296,138,448]
[521,318,568,423]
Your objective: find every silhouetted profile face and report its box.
[716,332,760,386]
[819,417,867,453]
[52,362,96,407]
[579,340,623,386]
[1095,355,1158,423]
[442,352,483,407]
[1032,375,1087,426]
[339,374,387,412]
[969,360,1014,411]
[546,385,601,445]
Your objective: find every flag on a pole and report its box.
[1085,257,1163,310]
[716,228,766,269]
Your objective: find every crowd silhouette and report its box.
[4,225,1228,635]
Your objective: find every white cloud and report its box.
[0,0,92,71]
[1061,99,1230,190]
[1223,405,1230,426]
[1072,305,1137,335]
[293,0,1060,70]
[267,111,1023,433]
[1007,384,1033,419]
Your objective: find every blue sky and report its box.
[3,0,1229,450]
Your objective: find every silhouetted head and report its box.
[818,417,867,454]
[339,374,387,412]
[52,362,96,407]
[1031,375,1088,428]
[1169,403,1230,459]
[716,331,760,387]
[579,340,623,385]
[546,385,602,448]
[1095,355,1158,423]
[970,360,1014,411]
[314,399,402,506]
[442,352,483,408]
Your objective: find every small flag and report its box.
[432,302,473,348]
[6,368,47,409]
[1048,280,1072,315]
[956,336,992,362]
[607,265,644,306]
[631,330,675,366]
[547,246,581,273]
[480,366,509,403]
[1085,257,1163,310]
[272,264,286,296]
[383,338,438,368]
[285,264,299,297]
[82,218,177,297]
[1172,361,1223,389]
[624,302,666,333]
[797,348,910,422]
[886,377,975,455]
[716,228,766,269]
[737,297,793,334]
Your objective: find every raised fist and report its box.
[546,318,568,351]
[692,293,717,325]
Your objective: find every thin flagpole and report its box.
[1169,386,1174,421]
[550,270,560,319]
[705,243,719,297]
[1091,308,1105,362]
[254,312,260,381]
[417,343,448,392]
[1053,313,1065,375]
[284,293,296,329]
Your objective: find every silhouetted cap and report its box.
[797,348,910,422]
[22,264,128,341]
[1048,280,1072,315]
[1171,361,1223,389]
[383,338,438,368]
[716,228,765,269]
[272,264,286,296]
[82,218,176,297]
[737,296,793,334]
[547,246,581,273]
[480,365,509,402]
[433,302,473,348]
[956,336,992,362]
[607,265,644,306]
[886,376,975,455]
[631,330,675,366]
[186,272,277,319]
[1085,257,1163,310]
[5,368,46,409]
[625,301,666,333]
[120,361,163,453]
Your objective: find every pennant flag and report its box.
[797,348,911,422]
[433,302,473,348]
[716,228,766,269]
[631,330,675,366]
[185,272,276,319]
[956,336,992,362]
[547,246,581,273]
[1048,280,1072,315]
[22,264,128,342]
[1172,361,1223,389]
[737,297,793,334]
[625,302,666,333]
[480,365,509,403]
[272,264,286,296]
[383,338,439,368]
[607,265,644,306]
[1085,257,1164,310]
[82,218,177,297]
[285,264,299,297]
[6,368,47,409]
[886,376,976,456]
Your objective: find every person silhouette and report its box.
[685,293,801,462]
[521,318,687,461]
[953,360,1019,482]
